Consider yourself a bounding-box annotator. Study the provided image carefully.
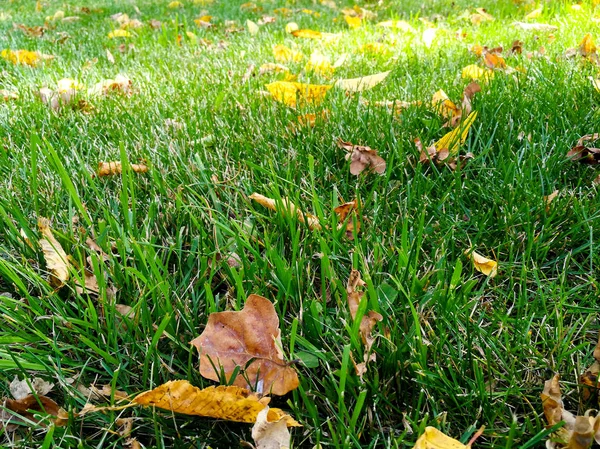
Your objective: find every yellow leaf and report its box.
[167,1,183,8]
[435,111,477,155]
[38,218,70,288]
[81,380,300,426]
[525,7,543,19]
[285,22,299,33]
[194,15,211,25]
[97,161,148,177]
[335,70,390,92]
[108,29,131,38]
[1,49,53,67]
[461,64,493,81]
[413,427,467,449]
[305,50,333,77]
[344,15,361,29]
[431,89,459,119]
[376,20,416,32]
[186,31,197,42]
[259,63,289,74]
[579,33,596,56]
[265,81,331,108]
[249,193,321,230]
[466,249,497,278]
[591,77,600,92]
[272,44,303,63]
[291,29,322,39]
[358,43,387,54]
[246,19,259,35]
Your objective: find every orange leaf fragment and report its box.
[465,249,498,278]
[190,294,300,396]
[291,29,322,39]
[97,161,149,177]
[334,199,360,239]
[249,193,321,230]
[337,139,386,175]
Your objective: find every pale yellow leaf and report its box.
[461,64,493,81]
[525,7,543,19]
[249,193,321,230]
[265,81,331,107]
[335,70,390,92]
[466,249,498,278]
[108,29,131,38]
[422,28,437,48]
[252,407,291,449]
[376,20,415,32]
[247,19,259,35]
[344,15,361,29]
[272,44,303,63]
[38,218,70,287]
[413,427,467,449]
[285,22,299,33]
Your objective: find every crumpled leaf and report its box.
[335,70,391,92]
[80,380,300,426]
[337,139,386,175]
[10,377,54,400]
[1,391,66,430]
[88,74,132,96]
[465,249,498,278]
[190,294,300,396]
[252,407,292,448]
[265,81,331,107]
[38,217,70,287]
[434,111,477,155]
[580,334,600,403]
[567,134,600,165]
[432,82,480,128]
[413,426,467,449]
[97,161,149,177]
[272,44,303,63]
[334,199,360,239]
[249,193,321,230]
[38,78,85,111]
[565,34,599,64]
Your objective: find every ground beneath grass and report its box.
[1,0,600,447]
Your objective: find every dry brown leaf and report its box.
[97,161,149,177]
[1,395,65,429]
[249,193,321,230]
[252,406,292,448]
[337,139,386,175]
[567,134,600,165]
[190,295,300,396]
[15,24,46,37]
[346,270,382,353]
[466,249,498,278]
[333,200,360,239]
[38,218,70,287]
[580,334,600,403]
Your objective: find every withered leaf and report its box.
[1,395,64,429]
[346,270,382,354]
[337,139,386,175]
[413,427,468,449]
[190,295,300,396]
[97,161,149,176]
[38,217,70,287]
[333,200,360,239]
[580,334,600,403]
[567,134,600,165]
[334,70,391,92]
[249,193,321,230]
[465,249,498,278]
[252,407,292,449]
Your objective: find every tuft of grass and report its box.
[1,0,600,447]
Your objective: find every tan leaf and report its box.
[97,161,149,177]
[413,426,467,449]
[1,395,65,429]
[333,200,360,239]
[252,407,292,449]
[346,270,382,351]
[38,217,70,287]
[334,70,391,92]
[567,134,600,165]
[466,249,498,278]
[249,193,321,230]
[580,334,600,402]
[1,89,18,101]
[10,377,54,400]
[338,139,386,175]
[190,295,300,396]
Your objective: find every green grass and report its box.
[1,0,600,447]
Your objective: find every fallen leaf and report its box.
[97,161,148,176]
[291,29,339,41]
[272,44,303,63]
[376,20,415,32]
[334,70,391,92]
[413,427,467,449]
[285,22,299,33]
[525,7,543,19]
[465,249,498,278]
[580,334,600,402]
[2,395,64,429]
[81,380,300,426]
[249,193,321,230]
[88,75,132,96]
[434,111,477,155]
[567,134,600,165]
[344,15,361,29]
[337,139,386,175]
[422,28,437,48]
[10,377,54,400]
[305,50,333,77]
[461,64,493,81]
[512,21,557,32]
[38,217,70,287]
[483,52,506,69]
[295,110,329,128]
[1,49,53,66]
[544,190,559,213]
[252,407,292,449]
[265,81,331,108]
[247,19,259,35]
[334,199,360,238]
[167,1,183,8]
[1,89,18,101]
[190,294,300,396]
[259,63,289,75]
[108,29,131,38]
[15,23,45,37]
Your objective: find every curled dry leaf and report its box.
[333,199,360,239]
[80,380,300,426]
[435,111,477,155]
[432,82,480,128]
[337,139,386,175]
[190,294,300,396]
[565,34,599,64]
[97,161,149,177]
[265,81,331,108]
[580,334,600,403]
[465,249,498,278]
[88,74,132,96]
[252,407,292,449]
[1,395,65,430]
[567,134,600,165]
[335,70,391,92]
[10,377,54,400]
[38,217,70,287]
[1,89,19,101]
[249,193,321,230]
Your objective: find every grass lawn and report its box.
[1,0,600,447]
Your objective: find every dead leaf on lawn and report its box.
[252,406,292,449]
[434,111,477,155]
[272,44,303,63]
[249,193,321,230]
[10,377,54,400]
[80,380,300,426]
[512,21,557,32]
[413,427,467,449]
[88,75,132,96]
[565,34,600,64]
[291,29,339,41]
[265,81,331,108]
[190,294,300,396]
[334,70,391,92]
[465,249,498,278]
[15,24,46,37]
[333,199,360,239]
[567,134,600,165]
[1,49,54,66]
[97,161,149,177]
[580,334,600,403]
[1,395,65,430]
[1,89,19,101]
[38,217,70,287]
[337,139,386,175]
